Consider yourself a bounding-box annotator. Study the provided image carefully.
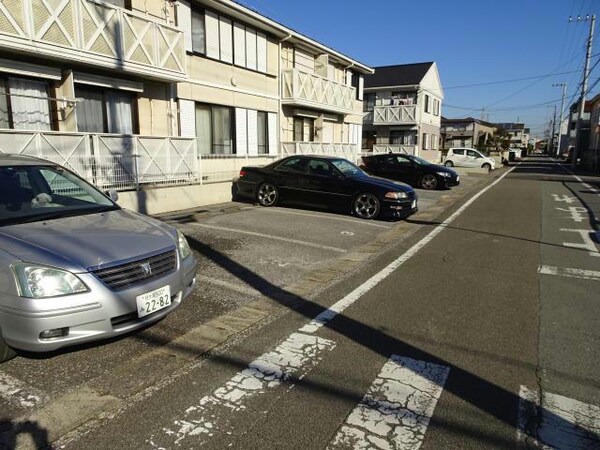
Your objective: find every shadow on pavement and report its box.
[0,420,49,450]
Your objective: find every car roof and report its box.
[0,153,54,166]
[284,154,346,161]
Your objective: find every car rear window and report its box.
[452,149,464,155]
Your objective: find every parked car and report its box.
[234,155,418,220]
[0,154,197,362]
[360,153,459,190]
[444,148,495,171]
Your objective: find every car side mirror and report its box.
[106,189,119,202]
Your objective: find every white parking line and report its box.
[538,265,600,282]
[262,207,393,229]
[518,385,600,448]
[328,356,449,450]
[0,372,46,409]
[193,223,347,253]
[196,275,263,298]
[148,332,336,448]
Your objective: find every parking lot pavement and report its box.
[0,169,496,444]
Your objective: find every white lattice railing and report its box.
[282,69,356,114]
[281,142,358,162]
[371,144,417,155]
[0,0,185,79]
[372,105,417,125]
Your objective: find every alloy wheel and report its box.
[420,174,438,190]
[257,183,278,206]
[353,193,380,219]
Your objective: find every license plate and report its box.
[136,285,171,318]
[411,200,417,209]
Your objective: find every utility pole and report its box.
[550,105,557,156]
[553,83,567,157]
[571,14,595,167]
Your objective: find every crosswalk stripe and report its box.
[328,356,450,450]
[148,332,336,448]
[518,385,600,449]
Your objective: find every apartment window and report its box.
[364,93,375,112]
[0,77,53,131]
[433,99,440,116]
[422,133,429,150]
[424,94,430,113]
[351,72,363,101]
[189,6,267,73]
[257,111,268,154]
[195,103,234,155]
[293,117,315,142]
[75,86,135,134]
[390,130,415,145]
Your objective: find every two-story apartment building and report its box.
[362,62,444,162]
[0,0,372,214]
[495,123,530,150]
[440,117,497,151]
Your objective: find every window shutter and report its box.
[268,112,278,155]
[358,75,364,101]
[233,22,246,67]
[235,108,248,156]
[247,109,258,156]
[322,121,333,143]
[219,16,233,63]
[256,32,267,73]
[177,0,193,53]
[205,11,220,59]
[245,28,257,71]
[179,99,196,137]
[345,70,353,86]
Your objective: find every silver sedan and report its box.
[0,154,197,362]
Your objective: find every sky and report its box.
[238,0,600,138]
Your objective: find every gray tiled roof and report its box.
[364,62,434,88]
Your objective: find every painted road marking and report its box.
[263,207,393,229]
[0,372,46,409]
[299,166,518,335]
[148,332,336,448]
[193,223,347,253]
[196,274,263,298]
[555,206,588,222]
[552,194,576,204]
[538,265,600,282]
[518,385,600,449]
[561,229,600,257]
[328,356,449,450]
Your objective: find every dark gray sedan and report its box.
[0,154,197,362]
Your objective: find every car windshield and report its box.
[330,158,364,177]
[410,156,432,166]
[0,164,118,227]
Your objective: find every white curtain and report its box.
[75,87,104,133]
[0,83,9,129]
[9,77,51,131]
[195,104,212,155]
[105,91,133,134]
[212,106,232,154]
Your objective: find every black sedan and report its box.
[234,155,418,220]
[361,153,459,190]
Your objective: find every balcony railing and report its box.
[372,105,417,125]
[0,0,186,80]
[281,69,356,114]
[371,144,417,155]
[281,141,358,162]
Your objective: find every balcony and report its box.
[281,69,356,115]
[371,144,417,155]
[0,0,186,81]
[281,141,358,161]
[372,105,417,125]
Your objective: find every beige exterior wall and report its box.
[137,82,173,136]
[54,70,77,132]
[130,0,175,24]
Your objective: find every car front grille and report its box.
[92,250,177,291]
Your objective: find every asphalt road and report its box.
[1,159,599,449]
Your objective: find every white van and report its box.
[444,148,495,171]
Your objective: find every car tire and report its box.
[482,163,492,172]
[444,161,454,167]
[420,174,438,190]
[0,331,17,363]
[353,193,380,219]
[257,183,278,207]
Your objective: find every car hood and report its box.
[424,164,457,176]
[353,174,415,193]
[0,209,177,272]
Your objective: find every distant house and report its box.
[565,100,592,155]
[495,123,530,150]
[441,117,497,151]
[584,94,600,172]
[362,62,444,162]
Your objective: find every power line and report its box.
[444,71,579,90]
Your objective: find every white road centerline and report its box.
[328,356,450,450]
[538,265,600,282]
[300,165,518,334]
[262,207,393,229]
[193,223,347,253]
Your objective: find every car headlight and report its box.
[177,229,192,260]
[384,191,409,199]
[436,172,451,177]
[12,263,88,298]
